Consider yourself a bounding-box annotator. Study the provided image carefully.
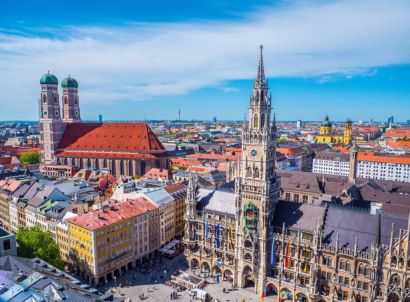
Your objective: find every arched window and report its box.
[364,266,370,277]
[128,161,133,176]
[358,264,364,275]
[120,160,124,175]
[43,95,47,103]
[87,158,91,168]
[63,158,68,165]
[392,256,398,265]
[390,274,400,286]
[103,159,107,168]
[111,160,116,175]
[399,257,405,267]
[253,114,259,128]
[64,96,68,105]
[345,260,351,272]
[339,259,345,270]
[244,240,253,249]
[140,160,146,175]
[79,158,83,169]
[95,159,99,170]
[261,114,265,128]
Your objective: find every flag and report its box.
[303,243,308,273]
[260,292,264,301]
[229,225,234,248]
[215,224,221,248]
[270,238,276,265]
[285,240,291,269]
[204,221,208,243]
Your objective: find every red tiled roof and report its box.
[68,198,158,230]
[142,168,171,180]
[0,157,12,164]
[358,151,410,165]
[0,179,22,193]
[276,146,310,157]
[58,122,165,153]
[164,182,186,194]
[386,140,410,150]
[383,128,410,138]
[56,151,159,159]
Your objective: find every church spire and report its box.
[256,44,266,86]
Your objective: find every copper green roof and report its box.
[322,115,332,126]
[61,76,78,88]
[40,72,58,85]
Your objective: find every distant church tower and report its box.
[39,72,65,164]
[343,118,352,145]
[61,76,81,123]
[234,46,281,293]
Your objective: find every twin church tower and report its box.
[38,73,81,163]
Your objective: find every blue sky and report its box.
[1,0,409,122]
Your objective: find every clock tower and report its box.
[233,45,281,294]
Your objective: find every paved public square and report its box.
[97,254,278,301]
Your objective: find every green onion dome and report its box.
[322,115,332,127]
[40,71,58,85]
[61,76,78,88]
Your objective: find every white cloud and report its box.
[0,0,409,118]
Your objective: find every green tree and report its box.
[19,152,40,165]
[16,226,63,269]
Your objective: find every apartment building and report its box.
[313,149,410,183]
[67,198,158,286]
[357,152,410,182]
[312,152,350,176]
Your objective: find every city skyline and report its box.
[1,0,410,121]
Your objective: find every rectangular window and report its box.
[3,239,11,250]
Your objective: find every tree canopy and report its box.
[19,151,40,165]
[16,226,63,269]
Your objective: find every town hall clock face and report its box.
[250,149,257,157]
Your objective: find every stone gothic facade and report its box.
[183,47,410,302]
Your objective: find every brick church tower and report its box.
[39,72,65,164]
[233,45,281,293]
[61,76,81,123]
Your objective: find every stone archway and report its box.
[295,292,308,302]
[212,266,221,276]
[242,265,255,288]
[388,293,400,302]
[280,287,293,302]
[201,262,210,273]
[190,258,199,269]
[266,283,278,297]
[223,269,233,282]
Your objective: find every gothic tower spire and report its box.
[234,46,281,294]
[256,45,266,87]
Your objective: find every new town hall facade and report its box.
[184,47,410,302]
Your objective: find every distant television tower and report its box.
[178,109,181,121]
